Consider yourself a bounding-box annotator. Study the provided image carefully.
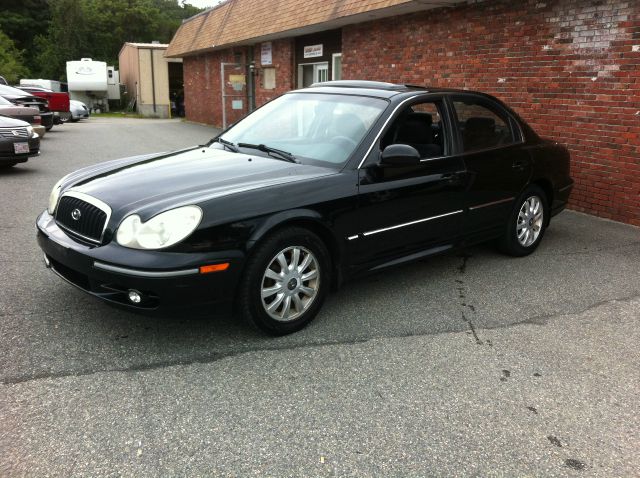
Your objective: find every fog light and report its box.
[128,290,142,304]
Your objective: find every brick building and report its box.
[166,0,640,226]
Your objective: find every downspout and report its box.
[150,49,157,113]
[247,45,255,112]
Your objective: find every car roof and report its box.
[292,80,483,99]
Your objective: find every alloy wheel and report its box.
[517,195,543,247]
[260,246,320,322]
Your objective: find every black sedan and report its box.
[0,115,40,167]
[36,81,573,335]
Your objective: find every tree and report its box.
[34,0,92,80]
[3,0,205,81]
[0,0,51,73]
[0,29,30,83]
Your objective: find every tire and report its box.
[0,163,17,169]
[499,185,548,257]
[238,227,331,335]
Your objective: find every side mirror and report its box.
[380,144,421,166]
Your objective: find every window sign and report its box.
[232,99,243,110]
[261,42,272,65]
[229,74,245,91]
[303,44,323,58]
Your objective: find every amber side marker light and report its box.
[199,263,230,274]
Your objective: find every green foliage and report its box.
[0,29,30,83]
[0,0,204,81]
[0,0,50,73]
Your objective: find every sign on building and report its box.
[261,42,273,65]
[303,44,323,58]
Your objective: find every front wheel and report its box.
[238,227,330,335]
[499,185,548,256]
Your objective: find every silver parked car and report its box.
[69,100,90,122]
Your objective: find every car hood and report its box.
[64,147,337,220]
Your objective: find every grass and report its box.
[91,111,148,119]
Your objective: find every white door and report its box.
[298,62,329,88]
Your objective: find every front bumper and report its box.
[0,136,40,164]
[36,210,245,315]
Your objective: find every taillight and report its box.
[33,115,42,125]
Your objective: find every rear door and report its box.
[449,95,532,241]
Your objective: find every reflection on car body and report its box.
[36,81,573,335]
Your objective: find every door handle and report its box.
[512,160,526,169]
[442,172,461,183]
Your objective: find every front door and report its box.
[349,98,467,268]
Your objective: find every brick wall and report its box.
[184,47,250,127]
[253,38,295,107]
[184,40,295,128]
[343,0,640,226]
[182,0,640,225]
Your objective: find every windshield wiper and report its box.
[214,137,239,153]
[237,143,298,163]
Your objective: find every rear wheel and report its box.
[499,185,548,256]
[238,227,330,335]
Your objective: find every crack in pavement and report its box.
[454,251,484,345]
[2,293,638,387]
[0,338,371,386]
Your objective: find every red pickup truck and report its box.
[16,86,70,123]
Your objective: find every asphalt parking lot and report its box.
[1,117,639,476]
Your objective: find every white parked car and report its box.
[69,100,90,122]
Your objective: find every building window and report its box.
[332,53,342,81]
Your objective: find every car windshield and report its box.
[0,96,13,105]
[215,93,388,168]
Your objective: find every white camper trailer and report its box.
[66,58,120,111]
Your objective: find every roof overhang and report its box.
[168,0,471,58]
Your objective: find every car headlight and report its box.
[47,175,68,215]
[116,205,203,250]
[26,125,34,138]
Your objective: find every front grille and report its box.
[0,127,28,138]
[56,195,107,244]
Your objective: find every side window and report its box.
[381,101,446,159]
[453,98,516,152]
